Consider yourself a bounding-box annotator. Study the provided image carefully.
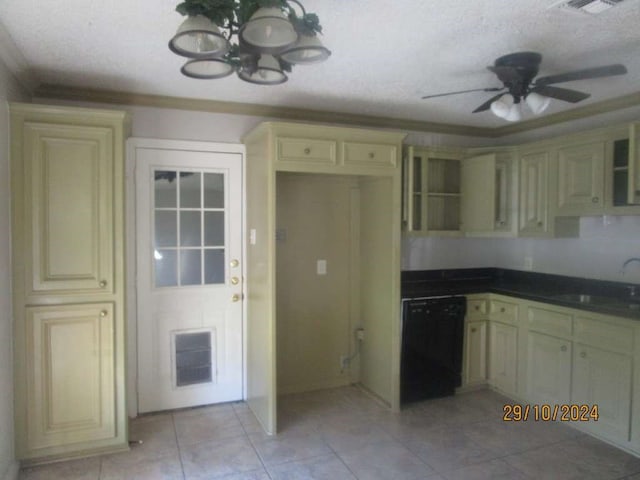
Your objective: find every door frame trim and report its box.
[125,137,246,418]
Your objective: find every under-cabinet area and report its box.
[403,120,640,238]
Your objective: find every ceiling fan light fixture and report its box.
[526,92,552,115]
[280,34,331,65]
[169,15,230,58]
[505,102,522,122]
[239,7,298,52]
[490,94,513,119]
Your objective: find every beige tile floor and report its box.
[20,386,640,480]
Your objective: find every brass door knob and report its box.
[230,259,239,268]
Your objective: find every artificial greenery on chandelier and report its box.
[169,0,330,85]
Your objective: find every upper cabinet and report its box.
[402,119,640,238]
[461,150,516,236]
[403,146,463,236]
[555,141,605,216]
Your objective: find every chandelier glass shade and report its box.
[169,0,330,85]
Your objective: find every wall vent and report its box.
[551,0,625,14]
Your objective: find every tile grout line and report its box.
[171,412,187,480]
[233,402,275,479]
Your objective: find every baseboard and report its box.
[277,377,350,396]
[2,461,19,480]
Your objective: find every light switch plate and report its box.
[317,259,327,275]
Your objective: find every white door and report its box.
[135,140,244,413]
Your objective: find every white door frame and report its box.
[125,137,246,417]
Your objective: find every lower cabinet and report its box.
[572,343,632,442]
[488,321,517,395]
[526,331,571,405]
[464,320,487,386]
[22,304,122,456]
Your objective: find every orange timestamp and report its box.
[503,403,599,422]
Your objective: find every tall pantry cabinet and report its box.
[10,104,130,463]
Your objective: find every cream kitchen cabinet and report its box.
[403,146,463,235]
[461,151,516,236]
[555,141,605,216]
[525,331,572,406]
[463,296,488,387]
[488,321,518,396]
[518,149,550,236]
[11,104,129,463]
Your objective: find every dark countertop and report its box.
[402,268,640,321]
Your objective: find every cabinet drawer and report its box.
[574,316,633,353]
[489,299,517,324]
[277,137,337,165]
[528,306,572,338]
[343,142,397,168]
[466,298,488,319]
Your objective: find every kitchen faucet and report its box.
[622,257,640,273]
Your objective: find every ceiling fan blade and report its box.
[530,85,591,103]
[472,93,506,113]
[535,64,627,86]
[421,87,503,100]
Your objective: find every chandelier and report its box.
[169,0,331,85]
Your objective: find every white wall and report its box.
[403,215,640,284]
[0,58,28,480]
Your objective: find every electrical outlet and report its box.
[356,328,365,341]
[340,355,349,370]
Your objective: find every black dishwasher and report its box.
[400,296,466,404]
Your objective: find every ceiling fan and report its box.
[421,52,627,121]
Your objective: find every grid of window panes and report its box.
[153,170,226,287]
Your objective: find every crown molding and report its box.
[34,83,640,139]
[34,84,496,138]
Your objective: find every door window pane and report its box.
[180,172,201,208]
[155,171,177,208]
[181,250,202,285]
[155,211,177,247]
[180,211,201,247]
[155,249,178,287]
[204,173,225,208]
[204,211,225,246]
[205,249,225,284]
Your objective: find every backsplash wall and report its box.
[403,215,640,284]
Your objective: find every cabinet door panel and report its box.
[519,152,548,235]
[572,344,631,442]
[488,322,517,395]
[526,331,571,405]
[24,123,113,295]
[461,154,496,233]
[557,142,605,213]
[25,303,116,450]
[465,321,487,386]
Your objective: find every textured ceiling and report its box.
[0,0,639,128]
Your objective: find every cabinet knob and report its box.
[304,148,311,155]
[500,307,506,313]
[560,345,567,352]
[537,221,543,227]
[471,327,477,333]
[580,351,587,358]
[474,305,480,311]
[100,310,108,317]
[369,152,375,159]
[592,196,599,203]
[99,280,107,288]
